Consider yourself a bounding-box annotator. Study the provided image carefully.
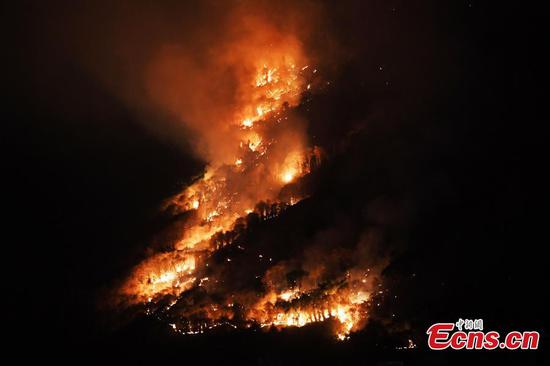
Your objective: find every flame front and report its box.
[252,284,372,341]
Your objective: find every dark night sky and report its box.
[3,1,546,364]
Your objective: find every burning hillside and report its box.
[8,1,544,364]
[115,11,385,341]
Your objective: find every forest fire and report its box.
[149,265,379,341]
[251,284,372,341]
[10,1,542,364]
[116,15,382,341]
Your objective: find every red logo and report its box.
[427,320,540,350]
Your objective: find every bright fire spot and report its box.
[246,132,262,152]
[278,288,300,301]
[281,171,294,183]
[278,151,304,184]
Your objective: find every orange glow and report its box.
[116,15,376,341]
[281,171,294,183]
[248,285,371,340]
[121,31,315,305]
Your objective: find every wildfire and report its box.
[120,252,198,301]
[239,62,303,128]
[117,21,377,341]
